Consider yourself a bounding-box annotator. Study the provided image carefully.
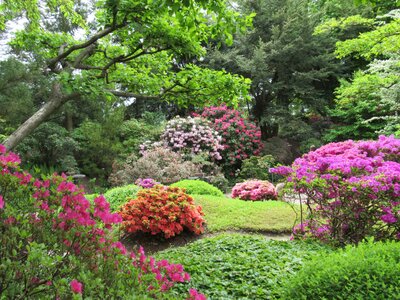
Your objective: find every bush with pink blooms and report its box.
[231,180,277,201]
[196,105,263,176]
[0,145,204,299]
[141,116,223,161]
[271,135,400,246]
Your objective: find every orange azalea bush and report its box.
[119,185,205,238]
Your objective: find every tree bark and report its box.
[3,83,79,150]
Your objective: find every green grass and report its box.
[193,194,298,233]
[157,233,331,299]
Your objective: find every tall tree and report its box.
[1,0,252,150]
[204,0,349,140]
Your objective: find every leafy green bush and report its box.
[157,234,330,299]
[170,180,224,197]
[281,240,400,299]
[103,184,140,212]
[238,155,278,182]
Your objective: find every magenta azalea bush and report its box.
[196,105,263,176]
[0,145,205,299]
[231,180,277,201]
[271,135,400,246]
[141,116,223,161]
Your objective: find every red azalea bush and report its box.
[0,145,205,299]
[196,105,263,176]
[231,180,277,201]
[119,185,205,238]
[271,135,400,246]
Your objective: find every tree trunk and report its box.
[4,83,79,150]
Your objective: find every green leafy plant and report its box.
[103,184,140,212]
[281,239,400,299]
[170,180,224,197]
[237,155,278,182]
[157,234,331,299]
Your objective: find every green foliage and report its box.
[281,239,400,299]
[103,184,140,212]
[238,155,278,181]
[193,195,297,233]
[170,180,224,197]
[324,10,400,140]
[157,234,331,299]
[17,122,79,174]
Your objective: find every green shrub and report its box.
[103,184,140,212]
[170,180,224,197]
[157,234,330,299]
[281,239,400,299]
[238,155,278,182]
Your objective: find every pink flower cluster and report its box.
[141,116,223,161]
[196,105,263,175]
[0,145,206,298]
[135,178,159,188]
[231,180,277,201]
[271,135,400,245]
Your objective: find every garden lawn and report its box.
[193,195,298,233]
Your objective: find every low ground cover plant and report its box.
[157,233,331,299]
[170,179,224,197]
[193,195,297,233]
[119,185,205,238]
[272,135,400,245]
[281,239,400,299]
[0,145,203,299]
[231,179,277,201]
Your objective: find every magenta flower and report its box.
[70,279,83,294]
[0,195,4,209]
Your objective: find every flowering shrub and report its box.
[141,116,223,161]
[119,185,205,238]
[136,178,159,188]
[271,135,400,245]
[231,180,277,201]
[196,105,263,176]
[0,145,204,298]
[109,147,201,185]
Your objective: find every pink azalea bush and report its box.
[195,105,263,176]
[231,180,277,201]
[271,135,400,246]
[0,145,205,299]
[141,116,223,161]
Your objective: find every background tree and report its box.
[1,0,252,150]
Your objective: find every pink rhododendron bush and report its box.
[195,105,263,176]
[231,180,277,201]
[270,135,400,246]
[0,145,204,299]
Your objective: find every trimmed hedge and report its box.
[103,184,140,212]
[170,179,224,197]
[281,239,400,299]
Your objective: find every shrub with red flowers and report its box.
[196,105,263,176]
[270,135,400,246]
[0,144,205,299]
[119,185,205,238]
[231,180,277,201]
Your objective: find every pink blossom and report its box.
[70,279,83,294]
